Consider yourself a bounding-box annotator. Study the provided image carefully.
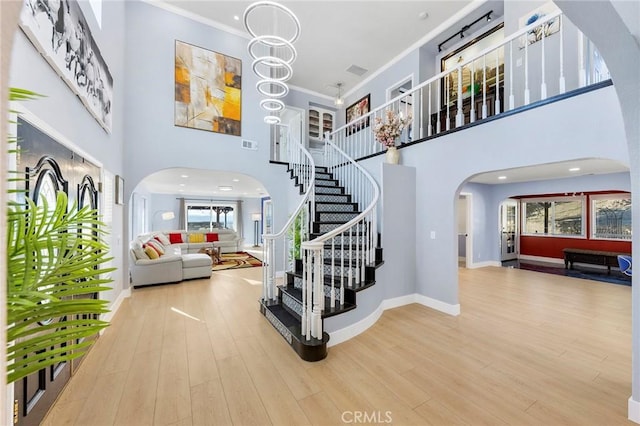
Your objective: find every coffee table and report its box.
[199,246,221,265]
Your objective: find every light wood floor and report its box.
[42,266,633,425]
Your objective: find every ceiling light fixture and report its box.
[569,167,581,172]
[498,176,507,180]
[219,186,233,191]
[180,174,189,178]
[243,1,301,124]
[334,82,344,106]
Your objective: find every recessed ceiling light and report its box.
[418,11,429,20]
[233,15,240,21]
[232,178,240,182]
[256,187,261,191]
[180,174,189,178]
[178,189,184,192]
[219,186,233,191]
[498,176,507,180]
[179,183,185,187]
[569,167,581,172]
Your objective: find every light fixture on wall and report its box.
[243,1,301,125]
[152,210,175,231]
[251,213,261,246]
[334,82,344,106]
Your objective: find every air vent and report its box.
[242,139,258,150]
[346,64,368,76]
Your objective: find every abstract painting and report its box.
[175,40,242,136]
[519,1,561,48]
[19,0,114,133]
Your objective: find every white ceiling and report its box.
[158,0,503,98]
[139,167,269,198]
[140,1,628,196]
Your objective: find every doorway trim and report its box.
[459,192,473,268]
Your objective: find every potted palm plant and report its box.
[6,88,114,383]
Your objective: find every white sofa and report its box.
[128,229,241,287]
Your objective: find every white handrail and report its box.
[332,10,608,160]
[262,130,315,303]
[300,134,380,340]
[332,10,563,137]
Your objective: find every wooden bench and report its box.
[562,248,631,274]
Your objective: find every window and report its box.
[591,194,631,240]
[522,197,584,237]
[186,202,236,231]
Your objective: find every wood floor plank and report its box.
[190,379,233,426]
[41,266,633,426]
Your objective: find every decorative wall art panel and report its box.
[519,1,561,48]
[174,40,242,136]
[19,0,114,133]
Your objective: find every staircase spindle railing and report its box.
[300,134,379,340]
[331,10,609,160]
[262,127,315,305]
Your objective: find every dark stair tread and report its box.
[262,301,328,346]
[280,286,357,318]
[286,272,376,290]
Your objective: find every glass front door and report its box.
[500,200,518,261]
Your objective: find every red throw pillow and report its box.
[168,233,183,244]
[206,233,219,242]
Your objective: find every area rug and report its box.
[213,252,262,271]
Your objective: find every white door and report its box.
[500,200,518,261]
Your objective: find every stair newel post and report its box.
[301,245,309,340]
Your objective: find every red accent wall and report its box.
[520,236,631,259]
[517,191,632,259]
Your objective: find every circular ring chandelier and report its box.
[244,1,301,122]
[256,79,289,98]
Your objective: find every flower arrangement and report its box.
[373,110,411,148]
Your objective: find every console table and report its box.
[562,248,630,274]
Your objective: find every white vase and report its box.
[386,146,400,164]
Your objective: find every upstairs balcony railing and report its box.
[331,10,610,160]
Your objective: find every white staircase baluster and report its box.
[541,30,547,100]
[495,48,501,115]
[456,66,463,127]
[445,74,451,131]
[482,54,488,119]
[509,41,515,110]
[559,15,566,94]
[470,61,476,123]
[524,40,530,105]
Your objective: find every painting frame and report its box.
[174,40,242,136]
[518,1,561,49]
[115,175,124,205]
[345,94,370,136]
[19,0,114,133]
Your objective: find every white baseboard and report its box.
[468,260,501,269]
[629,397,640,424]
[328,293,460,347]
[414,294,461,316]
[102,287,131,325]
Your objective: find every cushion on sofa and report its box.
[154,233,170,246]
[206,232,219,242]
[189,233,205,243]
[146,240,165,255]
[144,246,160,259]
[133,244,148,260]
[168,233,184,244]
[182,253,213,268]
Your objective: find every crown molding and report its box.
[144,0,250,40]
[288,84,334,102]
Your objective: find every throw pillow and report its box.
[154,233,170,246]
[189,233,204,243]
[168,233,183,244]
[144,246,159,260]
[133,246,148,260]
[146,240,165,255]
[206,233,219,242]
